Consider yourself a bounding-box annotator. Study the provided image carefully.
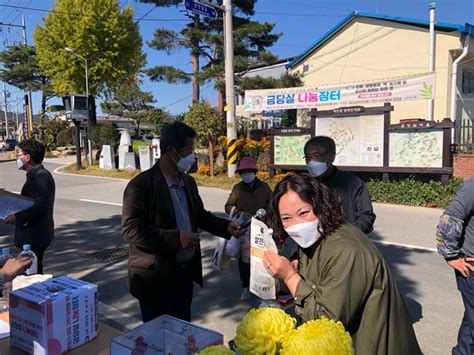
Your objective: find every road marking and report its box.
[371,239,437,253]
[80,199,123,207]
[98,301,142,330]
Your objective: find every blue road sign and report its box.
[184,0,218,19]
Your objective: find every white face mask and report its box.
[240,172,256,184]
[16,158,25,170]
[284,219,322,248]
[306,161,328,177]
[176,153,196,173]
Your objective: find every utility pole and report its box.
[182,0,236,176]
[223,0,237,177]
[15,97,20,136]
[0,19,25,140]
[23,15,34,137]
[428,2,435,121]
[2,82,8,139]
[65,47,92,165]
[0,16,35,138]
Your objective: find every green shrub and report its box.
[56,127,74,146]
[91,123,120,147]
[183,102,223,147]
[36,118,69,151]
[367,177,464,208]
[132,140,150,155]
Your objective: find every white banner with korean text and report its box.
[244,73,435,112]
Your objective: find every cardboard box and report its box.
[13,274,53,291]
[110,315,223,354]
[9,276,98,354]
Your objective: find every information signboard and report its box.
[315,114,385,167]
[389,130,443,168]
[273,134,310,166]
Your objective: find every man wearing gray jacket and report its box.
[437,176,474,355]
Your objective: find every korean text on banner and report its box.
[250,218,278,300]
[244,73,436,111]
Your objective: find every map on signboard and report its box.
[274,135,310,166]
[389,131,443,167]
[315,115,384,167]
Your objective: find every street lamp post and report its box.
[64,47,92,165]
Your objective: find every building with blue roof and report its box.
[284,11,473,149]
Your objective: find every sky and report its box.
[0,0,474,117]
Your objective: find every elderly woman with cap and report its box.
[225,156,273,300]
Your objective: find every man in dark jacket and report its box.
[4,139,55,274]
[122,122,242,323]
[304,136,376,233]
[437,176,474,355]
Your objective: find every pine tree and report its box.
[140,0,281,106]
[0,45,53,115]
[101,81,155,135]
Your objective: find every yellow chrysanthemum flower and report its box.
[234,307,296,355]
[198,344,234,354]
[280,317,354,355]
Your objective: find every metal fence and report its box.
[455,118,474,153]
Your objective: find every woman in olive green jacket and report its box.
[263,174,421,355]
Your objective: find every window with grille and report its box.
[462,70,474,95]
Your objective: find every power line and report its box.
[276,1,350,13]
[0,3,163,22]
[302,28,397,77]
[140,18,188,22]
[0,0,12,23]
[255,11,344,18]
[2,0,19,24]
[0,3,347,20]
[161,83,213,108]
[302,26,387,64]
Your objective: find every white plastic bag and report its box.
[211,238,231,271]
[224,236,241,258]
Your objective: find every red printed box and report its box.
[110,315,223,354]
[9,276,98,354]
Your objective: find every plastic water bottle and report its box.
[19,244,37,275]
[0,248,12,312]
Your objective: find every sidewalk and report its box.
[0,151,14,162]
[1,153,76,165]
[43,155,76,165]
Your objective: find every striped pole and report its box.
[224,0,237,177]
[227,137,238,171]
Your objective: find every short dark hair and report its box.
[268,174,343,245]
[160,122,197,154]
[304,136,336,154]
[17,139,45,164]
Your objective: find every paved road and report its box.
[0,159,463,354]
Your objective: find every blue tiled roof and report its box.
[287,11,474,69]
